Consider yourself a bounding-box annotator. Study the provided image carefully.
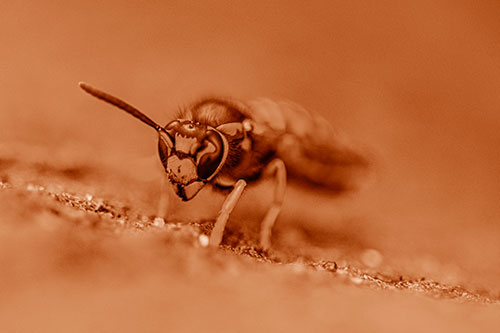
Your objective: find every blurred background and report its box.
[1,0,500,292]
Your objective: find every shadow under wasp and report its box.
[79,82,371,250]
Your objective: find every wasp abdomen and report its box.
[247,98,371,192]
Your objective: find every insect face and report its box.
[78,82,230,202]
[158,120,229,201]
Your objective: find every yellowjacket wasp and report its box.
[79,82,370,249]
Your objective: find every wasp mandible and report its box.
[79,82,370,249]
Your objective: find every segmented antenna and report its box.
[79,82,163,132]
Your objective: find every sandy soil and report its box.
[2,1,500,332]
[0,145,499,332]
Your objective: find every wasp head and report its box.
[78,83,232,201]
[158,120,229,201]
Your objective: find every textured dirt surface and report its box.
[2,1,500,332]
[0,163,495,304]
[1,145,499,332]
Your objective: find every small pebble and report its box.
[198,234,209,247]
[153,217,165,227]
[85,193,93,201]
[350,277,363,285]
[361,248,383,268]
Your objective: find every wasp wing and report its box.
[246,99,372,193]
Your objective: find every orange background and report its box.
[1,0,500,290]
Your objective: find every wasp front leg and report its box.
[209,179,247,246]
[259,159,287,250]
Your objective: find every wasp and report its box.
[79,82,370,249]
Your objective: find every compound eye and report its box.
[196,130,226,180]
[158,130,174,167]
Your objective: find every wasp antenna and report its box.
[79,82,163,132]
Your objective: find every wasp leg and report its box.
[157,173,171,219]
[260,159,287,250]
[209,179,247,246]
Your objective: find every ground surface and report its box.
[0,144,499,332]
[2,1,500,331]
